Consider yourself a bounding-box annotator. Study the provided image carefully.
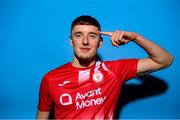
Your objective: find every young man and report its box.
[36,15,173,119]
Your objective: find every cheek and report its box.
[92,41,100,48]
[72,40,80,46]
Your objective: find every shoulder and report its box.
[102,59,139,80]
[43,62,71,81]
[104,58,139,67]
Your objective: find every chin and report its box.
[80,56,92,61]
[79,55,96,63]
[74,51,96,62]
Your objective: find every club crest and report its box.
[93,71,103,83]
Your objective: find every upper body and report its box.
[36,15,173,119]
[37,59,138,119]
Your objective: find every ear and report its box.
[98,37,103,48]
[69,35,73,47]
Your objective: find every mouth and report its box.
[80,48,91,52]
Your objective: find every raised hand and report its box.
[99,30,137,47]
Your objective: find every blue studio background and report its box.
[0,0,179,119]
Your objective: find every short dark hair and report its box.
[70,15,101,33]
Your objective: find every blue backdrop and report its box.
[0,0,179,119]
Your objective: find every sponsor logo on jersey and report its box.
[59,88,106,110]
[60,93,72,105]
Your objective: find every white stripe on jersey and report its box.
[78,69,90,83]
[102,62,109,71]
[94,61,101,73]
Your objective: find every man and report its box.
[36,15,173,119]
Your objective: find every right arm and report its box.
[37,75,52,119]
[36,110,50,119]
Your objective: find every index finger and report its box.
[99,31,113,36]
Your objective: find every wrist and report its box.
[133,32,141,42]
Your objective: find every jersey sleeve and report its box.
[38,74,53,111]
[105,59,139,83]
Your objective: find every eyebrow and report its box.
[73,32,82,35]
[89,32,98,36]
[72,31,98,36]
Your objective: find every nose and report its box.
[82,36,89,46]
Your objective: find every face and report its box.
[70,25,102,62]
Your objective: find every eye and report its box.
[74,33,82,38]
[89,34,97,39]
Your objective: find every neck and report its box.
[72,56,96,68]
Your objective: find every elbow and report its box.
[163,54,174,68]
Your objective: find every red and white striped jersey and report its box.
[38,59,138,119]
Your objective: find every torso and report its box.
[48,61,123,119]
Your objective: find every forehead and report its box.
[72,25,99,33]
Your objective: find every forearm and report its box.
[134,33,173,67]
[36,110,50,120]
